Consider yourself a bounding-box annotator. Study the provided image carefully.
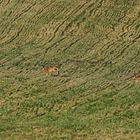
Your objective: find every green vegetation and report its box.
[0,0,140,139]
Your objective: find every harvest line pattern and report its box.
[0,0,140,139]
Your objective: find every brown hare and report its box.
[42,66,59,76]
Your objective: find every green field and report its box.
[0,0,140,139]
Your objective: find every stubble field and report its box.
[0,0,140,139]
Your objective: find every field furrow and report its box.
[0,0,140,139]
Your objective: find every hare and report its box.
[42,66,59,75]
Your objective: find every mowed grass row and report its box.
[0,0,140,139]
